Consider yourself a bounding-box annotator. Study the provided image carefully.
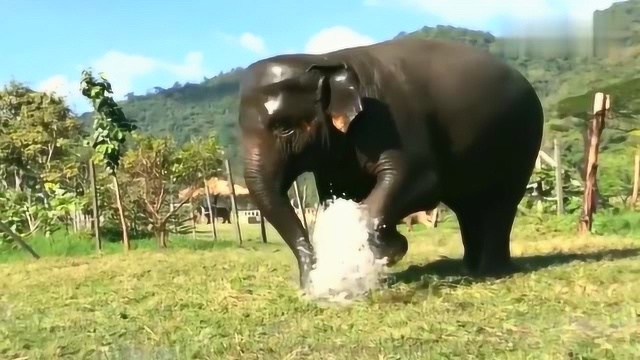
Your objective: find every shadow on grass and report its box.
[386,247,640,288]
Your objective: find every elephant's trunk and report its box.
[242,137,315,286]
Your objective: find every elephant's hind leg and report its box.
[452,196,519,277]
[453,206,484,274]
[475,199,520,276]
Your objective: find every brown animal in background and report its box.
[402,208,438,231]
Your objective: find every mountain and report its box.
[78,1,640,193]
[593,0,640,58]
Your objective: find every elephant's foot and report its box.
[368,227,408,267]
[474,257,521,278]
[296,241,317,289]
[462,242,519,278]
[462,252,481,275]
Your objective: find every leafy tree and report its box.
[173,133,224,240]
[120,132,220,247]
[80,70,137,251]
[0,81,85,240]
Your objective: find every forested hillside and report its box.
[78,1,640,193]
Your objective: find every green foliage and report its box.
[0,189,32,239]
[515,208,640,239]
[80,70,137,174]
[556,77,640,119]
[597,148,638,203]
[0,82,87,243]
[0,184,84,245]
[521,163,584,215]
[396,24,496,50]
[0,81,84,186]
[173,133,224,186]
[119,131,224,245]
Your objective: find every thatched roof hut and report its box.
[178,177,249,202]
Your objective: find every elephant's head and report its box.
[241,61,364,153]
[238,58,365,285]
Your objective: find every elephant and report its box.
[237,36,544,289]
[203,206,231,224]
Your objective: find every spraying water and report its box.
[305,198,389,303]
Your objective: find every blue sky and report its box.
[1,0,623,113]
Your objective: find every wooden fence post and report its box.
[88,160,101,252]
[189,200,197,241]
[578,92,610,234]
[259,215,268,243]
[203,179,217,241]
[631,149,640,209]
[224,159,243,244]
[554,138,564,215]
[534,155,544,214]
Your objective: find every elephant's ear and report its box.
[306,62,363,133]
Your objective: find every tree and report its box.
[173,134,224,240]
[0,81,85,239]
[80,70,137,251]
[120,133,218,247]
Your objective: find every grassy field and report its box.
[1,216,640,359]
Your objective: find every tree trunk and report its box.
[578,94,607,234]
[169,195,176,233]
[157,226,168,248]
[72,210,78,233]
[225,159,243,245]
[25,195,36,233]
[155,189,196,247]
[631,150,639,209]
[203,178,217,240]
[112,174,130,251]
[190,200,197,240]
[0,220,40,259]
[580,125,603,212]
[89,160,102,252]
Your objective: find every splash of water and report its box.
[304,198,388,303]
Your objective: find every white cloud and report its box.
[163,51,207,79]
[238,33,266,54]
[37,50,208,113]
[217,31,267,54]
[89,51,159,99]
[37,74,81,107]
[363,0,626,35]
[304,26,375,54]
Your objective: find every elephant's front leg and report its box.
[359,150,410,265]
[361,150,440,266]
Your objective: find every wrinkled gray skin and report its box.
[238,37,544,289]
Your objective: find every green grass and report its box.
[1,218,640,359]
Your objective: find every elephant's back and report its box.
[355,37,544,199]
